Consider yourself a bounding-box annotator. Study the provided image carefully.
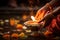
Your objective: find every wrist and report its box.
[44,3,53,12]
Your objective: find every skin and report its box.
[35,0,60,22]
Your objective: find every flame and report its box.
[31,16,36,21]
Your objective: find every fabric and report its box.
[46,14,60,36]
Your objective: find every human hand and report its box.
[35,7,47,22]
[35,3,52,22]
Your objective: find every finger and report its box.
[35,7,45,18]
[35,9,42,19]
[37,10,46,20]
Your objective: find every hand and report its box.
[35,3,52,22]
[35,7,47,22]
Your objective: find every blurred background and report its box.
[0,0,51,23]
[0,0,51,40]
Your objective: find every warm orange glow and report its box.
[31,16,36,21]
[16,24,23,29]
[3,34,10,39]
[35,9,46,22]
[44,30,52,36]
[15,20,20,24]
[10,18,15,26]
[19,32,25,38]
[37,10,45,21]
[22,15,27,20]
[11,33,18,38]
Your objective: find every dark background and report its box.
[0,0,51,7]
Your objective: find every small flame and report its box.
[31,16,36,21]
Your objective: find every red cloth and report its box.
[46,14,60,35]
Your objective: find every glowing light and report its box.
[5,19,9,22]
[31,16,36,21]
